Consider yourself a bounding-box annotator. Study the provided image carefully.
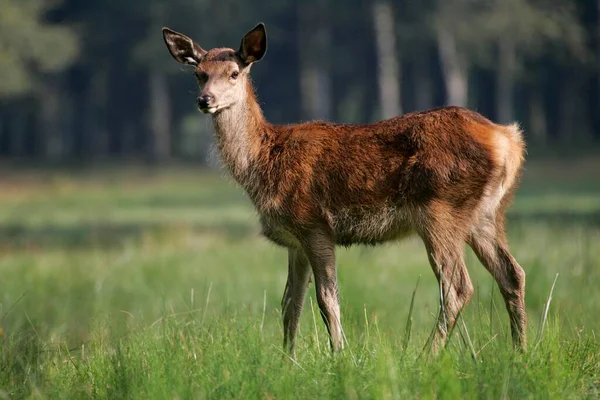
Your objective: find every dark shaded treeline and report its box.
[0,0,598,163]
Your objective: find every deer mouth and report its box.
[199,106,218,114]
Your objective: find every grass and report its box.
[0,159,599,399]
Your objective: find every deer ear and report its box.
[238,23,267,65]
[162,27,207,66]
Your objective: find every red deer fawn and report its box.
[162,23,527,355]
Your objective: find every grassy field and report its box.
[1,158,599,399]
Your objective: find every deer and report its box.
[162,22,527,356]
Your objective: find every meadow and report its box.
[0,156,599,399]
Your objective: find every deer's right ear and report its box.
[162,28,207,66]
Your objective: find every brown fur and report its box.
[163,24,528,355]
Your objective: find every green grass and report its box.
[1,161,599,399]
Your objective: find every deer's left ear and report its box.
[238,23,267,65]
[163,27,207,66]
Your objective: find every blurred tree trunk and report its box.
[372,0,402,119]
[8,104,28,157]
[62,91,75,160]
[597,0,600,139]
[414,49,433,111]
[0,108,5,156]
[496,35,516,123]
[437,27,468,107]
[70,76,85,160]
[87,69,109,158]
[148,69,171,162]
[39,79,63,160]
[528,87,547,142]
[298,1,332,121]
[557,74,578,142]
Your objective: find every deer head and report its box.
[163,23,267,115]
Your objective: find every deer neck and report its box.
[211,81,266,186]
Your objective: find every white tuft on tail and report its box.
[501,122,526,195]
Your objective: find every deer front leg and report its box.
[282,248,311,356]
[303,232,344,352]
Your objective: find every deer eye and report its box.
[230,71,239,80]
[195,71,208,82]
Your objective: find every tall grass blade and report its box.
[260,289,267,332]
[310,297,321,353]
[490,278,495,337]
[363,304,370,352]
[535,273,559,348]
[461,319,477,362]
[201,282,213,325]
[0,291,28,320]
[403,275,421,351]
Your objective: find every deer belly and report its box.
[328,206,414,246]
[260,218,302,248]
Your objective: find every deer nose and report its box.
[197,94,213,109]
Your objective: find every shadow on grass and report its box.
[0,208,597,251]
[507,209,600,227]
[0,221,257,250]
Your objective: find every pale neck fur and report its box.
[211,81,266,187]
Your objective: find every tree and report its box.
[431,0,487,107]
[0,0,78,97]
[297,0,333,121]
[372,1,402,118]
[0,0,597,162]
[0,0,78,159]
[484,0,586,128]
[597,0,600,139]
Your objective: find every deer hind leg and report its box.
[469,213,527,350]
[302,231,343,352]
[281,248,312,356]
[421,218,474,353]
